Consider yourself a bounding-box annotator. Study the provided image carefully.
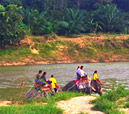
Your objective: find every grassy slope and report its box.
[92,84,129,114]
[0,92,84,114]
[0,33,129,65]
[0,84,129,114]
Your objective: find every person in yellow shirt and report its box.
[92,70,103,95]
[93,70,103,85]
[49,75,58,93]
[93,70,97,80]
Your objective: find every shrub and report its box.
[124,102,129,108]
[0,5,27,48]
[92,84,129,113]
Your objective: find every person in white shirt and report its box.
[80,66,87,77]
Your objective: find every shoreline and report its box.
[0,59,129,66]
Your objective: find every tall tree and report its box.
[113,0,129,12]
[55,9,85,35]
[0,0,21,6]
[0,4,27,48]
[94,4,129,33]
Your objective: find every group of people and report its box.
[76,65,88,80]
[35,70,58,93]
[76,65,103,88]
[34,66,103,93]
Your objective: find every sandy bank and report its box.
[56,96,105,114]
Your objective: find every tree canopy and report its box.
[0,0,129,48]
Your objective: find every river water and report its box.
[0,62,129,99]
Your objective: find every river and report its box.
[0,62,129,99]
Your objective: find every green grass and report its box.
[0,48,16,61]
[0,84,128,114]
[92,84,129,114]
[0,34,129,64]
[0,104,62,114]
[0,48,16,56]
[22,91,84,104]
[0,91,84,114]
[0,45,32,62]
[18,46,31,56]
[124,102,129,108]
[124,97,129,108]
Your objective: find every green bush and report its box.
[92,84,129,113]
[0,5,27,48]
[0,4,5,12]
[124,102,129,108]
[106,109,121,114]
[124,98,129,108]
[93,99,113,111]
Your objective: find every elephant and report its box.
[91,79,103,96]
[62,79,103,96]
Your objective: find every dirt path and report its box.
[0,101,12,106]
[56,96,105,114]
[1,96,128,114]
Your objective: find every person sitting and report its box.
[41,72,52,84]
[80,66,88,78]
[35,70,45,84]
[75,65,90,89]
[34,70,46,90]
[93,70,103,85]
[76,65,81,80]
[92,70,103,94]
[80,65,91,88]
[49,75,59,93]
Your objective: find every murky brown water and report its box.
[0,62,129,99]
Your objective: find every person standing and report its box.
[49,75,58,93]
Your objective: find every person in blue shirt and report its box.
[35,70,45,84]
[41,72,52,84]
[76,65,81,80]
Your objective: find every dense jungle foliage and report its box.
[0,0,129,48]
